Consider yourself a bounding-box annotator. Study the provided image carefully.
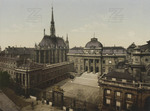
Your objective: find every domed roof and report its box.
[85,38,103,49]
[39,35,66,48]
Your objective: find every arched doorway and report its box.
[96,67,99,73]
[145,96,150,111]
[85,66,88,72]
[90,66,93,72]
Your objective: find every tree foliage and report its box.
[0,71,10,89]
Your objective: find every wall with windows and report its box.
[103,87,137,110]
[67,54,126,74]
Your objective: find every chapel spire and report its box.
[50,7,55,36]
[66,34,69,49]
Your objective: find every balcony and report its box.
[99,78,150,90]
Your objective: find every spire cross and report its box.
[50,6,55,36]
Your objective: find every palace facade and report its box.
[67,37,126,75]
[99,70,150,111]
[99,40,150,111]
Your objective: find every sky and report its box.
[0,0,150,50]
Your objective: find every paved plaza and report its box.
[0,91,19,111]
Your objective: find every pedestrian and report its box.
[31,101,34,110]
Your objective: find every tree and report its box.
[0,71,10,89]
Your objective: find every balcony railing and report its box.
[99,79,150,90]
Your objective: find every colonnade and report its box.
[84,59,102,74]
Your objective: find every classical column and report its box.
[25,74,27,87]
[25,73,28,97]
[99,59,101,75]
[88,59,90,73]
[16,73,18,83]
[84,59,85,72]
[28,74,30,87]
[19,73,21,84]
[93,59,96,74]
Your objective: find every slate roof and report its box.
[39,35,66,48]
[139,41,150,52]
[105,70,133,80]
[68,47,84,54]
[5,47,34,55]
[68,46,126,55]
[17,60,44,70]
[103,46,126,55]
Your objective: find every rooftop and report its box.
[38,35,66,48]
[68,46,126,55]
[105,70,134,80]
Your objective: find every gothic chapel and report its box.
[35,7,69,64]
